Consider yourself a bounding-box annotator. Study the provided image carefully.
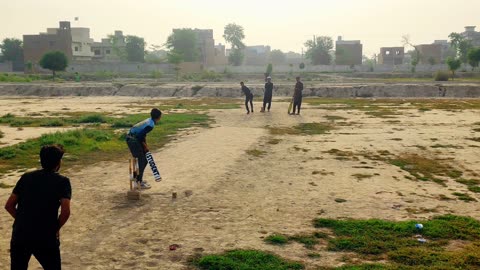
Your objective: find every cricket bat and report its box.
[145,152,162,182]
[288,98,293,114]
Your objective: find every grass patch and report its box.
[388,154,462,186]
[194,250,304,270]
[431,144,463,149]
[0,113,210,174]
[265,234,289,245]
[269,123,333,136]
[289,235,320,249]
[455,179,480,193]
[324,115,347,121]
[0,130,4,139]
[314,215,480,257]
[467,137,480,142]
[335,198,347,203]
[75,114,107,124]
[452,192,477,202]
[246,149,267,157]
[267,138,282,145]
[128,97,241,111]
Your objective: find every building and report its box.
[417,44,442,65]
[47,27,94,61]
[214,43,228,66]
[462,26,480,46]
[194,29,215,67]
[335,36,362,66]
[378,47,404,65]
[433,40,455,63]
[285,51,304,65]
[91,31,126,62]
[23,21,73,66]
[244,45,271,66]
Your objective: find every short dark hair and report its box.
[296,76,301,80]
[40,145,65,170]
[151,108,162,119]
[240,82,244,85]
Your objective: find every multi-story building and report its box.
[91,31,126,62]
[47,26,94,61]
[378,47,404,65]
[335,36,362,66]
[214,43,228,66]
[433,40,455,63]
[23,21,74,66]
[462,26,480,46]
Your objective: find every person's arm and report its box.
[137,125,153,152]
[58,198,70,230]
[4,193,18,219]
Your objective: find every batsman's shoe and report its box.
[140,181,152,190]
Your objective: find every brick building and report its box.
[378,47,404,65]
[335,36,362,66]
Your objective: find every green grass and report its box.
[265,234,289,245]
[0,113,210,174]
[324,115,347,121]
[289,235,319,249]
[269,123,333,136]
[194,250,304,270]
[128,97,241,111]
[314,215,480,255]
[452,192,477,202]
[267,138,282,145]
[455,179,480,194]
[0,130,4,138]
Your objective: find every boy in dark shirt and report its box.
[291,76,304,115]
[240,82,254,114]
[126,108,162,189]
[261,77,274,112]
[5,144,71,270]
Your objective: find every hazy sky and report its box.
[1,0,479,56]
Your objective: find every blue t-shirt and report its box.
[128,118,155,142]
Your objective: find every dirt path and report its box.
[1,101,479,269]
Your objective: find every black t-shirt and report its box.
[241,85,252,96]
[12,169,71,245]
[264,82,273,96]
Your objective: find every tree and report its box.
[39,51,68,79]
[446,57,462,80]
[269,50,286,65]
[304,36,333,65]
[467,47,480,71]
[402,35,420,73]
[125,35,146,62]
[166,29,198,62]
[167,51,183,81]
[223,23,246,66]
[108,34,127,61]
[449,33,473,65]
[299,63,305,70]
[228,48,244,66]
[0,38,23,63]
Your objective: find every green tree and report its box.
[402,35,420,73]
[39,51,68,79]
[108,34,127,61]
[304,36,333,65]
[167,51,183,81]
[166,29,198,62]
[266,63,273,76]
[299,62,305,70]
[449,33,473,65]
[0,38,23,63]
[446,57,462,80]
[125,35,146,62]
[269,49,286,65]
[228,48,244,66]
[467,47,480,71]
[223,23,246,66]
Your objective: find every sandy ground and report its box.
[0,97,479,269]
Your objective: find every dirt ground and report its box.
[0,97,479,269]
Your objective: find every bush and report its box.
[76,114,107,124]
[265,234,289,245]
[434,71,450,81]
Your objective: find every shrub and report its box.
[434,71,450,81]
[76,114,107,124]
[265,234,289,245]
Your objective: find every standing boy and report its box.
[126,108,162,189]
[291,76,304,115]
[5,145,72,270]
[240,82,254,114]
[262,77,274,112]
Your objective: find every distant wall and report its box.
[0,62,13,72]
[68,62,172,74]
[212,64,451,74]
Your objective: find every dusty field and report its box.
[0,97,479,269]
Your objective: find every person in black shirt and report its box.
[262,77,274,112]
[5,145,71,270]
[240,82,254,114]
[291,76,304,115]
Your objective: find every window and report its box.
[385,50,391,55]
[106,50,111,54]
[395,50,401,55]
[75,47,79,52]
[94,49,101,56]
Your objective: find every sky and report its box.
[1,0,479,56]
